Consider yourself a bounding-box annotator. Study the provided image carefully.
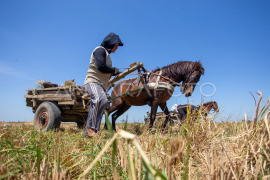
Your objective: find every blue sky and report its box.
[0,0,269,123]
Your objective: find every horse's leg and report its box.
[111,101,131,131]
[104,98,123,130]
[159,102,170,129]
[149,97,160,129]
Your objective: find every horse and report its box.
[177,101,219,121]
[105,61,205,131]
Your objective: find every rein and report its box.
[180,63,195,92]
[108,87,144,102]
[147,71,182,87]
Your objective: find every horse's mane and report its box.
[152,61,204,79]
[202,101,217,106]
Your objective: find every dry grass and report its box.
[1,93,270,179]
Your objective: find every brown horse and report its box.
[177,101,219,121]
[105,61,205,131]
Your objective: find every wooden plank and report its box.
[155,111,178,120]
[72,87,79,105]
[33,89,37,108]
[33,99,37,107]
[82,99,86,109]
[27,86,71,92]
[24,94,72,101]
[24,94,72,98]
[82,93,90,100]
[58,100,75,105]
[27,89,32,95]
[108,62,144,84]
[37,97,73,101]
[26,98,33,107]
[58,101,83,106]
[129,62,137,68]
[70,107,89,111]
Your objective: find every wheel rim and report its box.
[37,110,49,128]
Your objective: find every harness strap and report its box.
[150,71,181,86]
[147,82,175,92]
[133,62,146,84]
[108,87,144,102]
[132,76,140,84]
[154,70,162,89]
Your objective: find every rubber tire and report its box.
[34,102,61,132]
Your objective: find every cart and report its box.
[24,84,93,131]
[143,111,179,125]
[24,62,144,131]
[155,111,179,121]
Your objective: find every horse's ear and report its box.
[194,63,198,68]
[194,61,204,75]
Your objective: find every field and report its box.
[1,95,270,180]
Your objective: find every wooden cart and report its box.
[144,111,179,125]
[24,62,144,131]
[24,85,94,131]
[155,111,179,121]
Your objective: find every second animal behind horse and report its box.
[177,101,219,121]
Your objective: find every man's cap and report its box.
[100,32,123,52]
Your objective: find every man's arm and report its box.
[93,48,116,73]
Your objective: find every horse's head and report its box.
[181,62,204,97]
[212,101,219,112]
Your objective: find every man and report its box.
[84,32,123,137]
[171,104,178,113]
[144,110,150,124]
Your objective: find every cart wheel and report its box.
[34,102,61,131]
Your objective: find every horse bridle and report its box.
[181,64,195,93]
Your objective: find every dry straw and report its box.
[1,91,270,179]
